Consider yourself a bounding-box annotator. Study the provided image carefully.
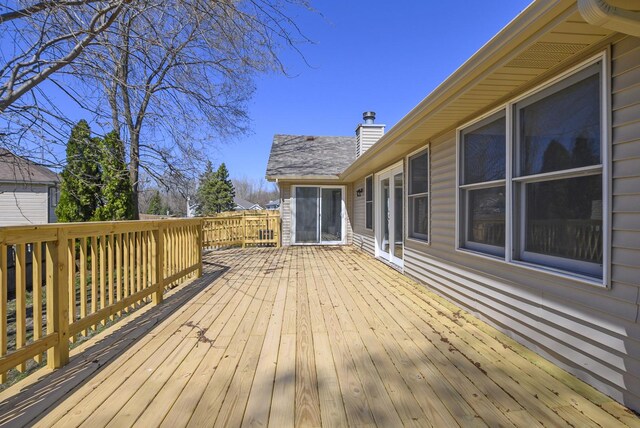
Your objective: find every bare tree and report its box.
[0,1,132,159]
[66,0,311,217]
[233,175,278,207]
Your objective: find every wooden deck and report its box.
[0,246,638,427]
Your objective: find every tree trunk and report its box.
[129,132,140,219]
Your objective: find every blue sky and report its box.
[216,1,533,182]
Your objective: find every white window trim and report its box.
[455,51,611,289]
[405,145,430,244]
[291,184,347,245]
[365,174,373,230]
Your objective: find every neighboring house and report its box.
[0,148,59,226]
[233,196,262,211]
[267,0,640,412]
[265,199,280,210]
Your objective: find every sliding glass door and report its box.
[295,187,319,243]
[294,186,344,244]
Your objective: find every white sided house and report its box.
[0,149,59,226]
[266,0,640,412]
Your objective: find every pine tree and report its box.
[93,131,134,221]
[215,163,236,212]
[147,190,164,215]
[56,120,102,222]
[197,161,236,215]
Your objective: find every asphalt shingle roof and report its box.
[0,149,59,184]
[266,134,356,178]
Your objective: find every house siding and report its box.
[0,183,50,226]
[611,36,640,295]
[349,38,640,411]
[352,177,375,256]
[280,183,292,246]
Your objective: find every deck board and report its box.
[0,246,637,428]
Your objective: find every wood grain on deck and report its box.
[1,247,637,427]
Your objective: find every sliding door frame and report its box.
[291,184,347,245]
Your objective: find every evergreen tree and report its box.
[215,163,236,212]
[147,190,164,215]
[93,131,134,221]
[197,161,236,214]
[56,120,102,222]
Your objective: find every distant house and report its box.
[233,196,262,211]
[266,1,640,412]
[0,149,59,226]
[265,200,280,210]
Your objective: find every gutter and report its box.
[0,179,58,186]
[578,0,640,37]
[267,174,341,182]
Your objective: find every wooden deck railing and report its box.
[0,219,202,382]
[0,212,280,383]
[202,211,280,249]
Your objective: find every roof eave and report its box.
[340,0,578,181]
[266,174,342,183]
[0,179,58,185]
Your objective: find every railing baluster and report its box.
[142,231,148,299]
[108,235,114,320]
[15,243,26,372]
[99,235,106,326]
[79,237,87,336]
[123,232,129,311]
[32,243,43,364]
[136,231,141,296]
[68,238,76,343]
[90,236,98,331]
[129,232,135,308]
[116,233,123,316]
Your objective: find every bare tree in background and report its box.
[68,0,311,217]
[0,1,130,157]
[233,175,278,207]
[2,0,312,218]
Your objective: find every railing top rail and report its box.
[0,218,204,242]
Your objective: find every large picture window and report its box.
[407,148,429,241]
[365,175,373,230]
[514,62,603,278]
[458,56,607,283]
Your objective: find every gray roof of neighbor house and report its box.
[233,196,262,210]
[266,134,356,180]
[0,148,59,184]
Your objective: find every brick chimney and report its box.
[355,111,385,158]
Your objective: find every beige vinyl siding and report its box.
[0,183,49,226]
[612,36,640,291]
[356,125,384,158]
[345,183,353,245]
[351,176,375,256]
[399,39,640,411]
[280,183,292,246]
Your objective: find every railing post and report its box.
[242,213,247,248]
[197,220,203,278]
[47,228,69,369]
[152,223,165,305]
[0,241,7,382]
